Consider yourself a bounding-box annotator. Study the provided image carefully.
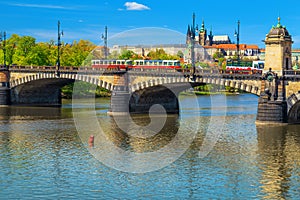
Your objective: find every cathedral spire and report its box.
[187,25,191,36]
[200,20,205,32]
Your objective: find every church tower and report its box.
[198,20,207,46]
[206,26,213,46]
[264,17,293,76]
[186,25,192,45]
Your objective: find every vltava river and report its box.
[1,94,300,199]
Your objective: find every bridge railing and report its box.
[8,65,80,71]
[7,64,264,79]
[284,70,300,76]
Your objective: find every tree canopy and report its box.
[0,34,96,66]
[0,34,181,67]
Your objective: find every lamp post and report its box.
[56,20,63,77]
[102,26,108,59]
[190,13,198,81]
[234,20,240,63]
[0,31,7,69]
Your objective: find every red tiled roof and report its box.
[215,44,259,50]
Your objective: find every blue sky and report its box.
[1,0,300,48]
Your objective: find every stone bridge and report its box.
[1,65,300,123]
[1,17,300,124]
[2,66,262,103]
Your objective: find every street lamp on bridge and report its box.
[0,31,7,69]
[56,20,63,77]
[234,20,240,63]
[102,26,108,59]
[189,13,198,81]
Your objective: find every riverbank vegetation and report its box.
[181,84,241,96]
[61,82,111,99]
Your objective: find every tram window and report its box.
[259,63,264,69]
[254,64,258,69]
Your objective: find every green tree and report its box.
[119,49,137,60]
[61,40,96,66]
[213,51,224,60]
[147,48,179,60]
[5,34,20,65]
[26,43,51,65]
[177,51,184,58]
[12,35,36,65]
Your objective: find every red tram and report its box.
[91,59,181,71]
[226,60,265,71]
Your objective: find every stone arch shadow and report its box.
[287,92,300,123]
[9,73,113,105]
[128,77,261,114]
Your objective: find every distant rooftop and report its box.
[212,35,231,42]
[112,44,191,49]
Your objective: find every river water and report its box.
[0,94,300,199]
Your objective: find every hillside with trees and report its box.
[0,34,184,67]
[0,34,96,67]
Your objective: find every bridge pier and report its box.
[256,72,288,123]
[110,90,131,115]
[257,97,287,123]
[0,70,11,106]
[0,87,10,105]
[109,72,131,115]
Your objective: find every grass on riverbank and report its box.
[61,82,111,99]
[181,91,240,96]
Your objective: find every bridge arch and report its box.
[130,76,261,96]
[10,73,114,91]
[128,76,261,114]
[287,92,300,123]
[9,73,114,105]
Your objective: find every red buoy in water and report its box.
[89,135,94,147]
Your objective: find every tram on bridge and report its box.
[226,60,265,71]
[91,59,181,71]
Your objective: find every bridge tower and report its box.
[0,69,10,105]
[264,17,293,75]
[257,17,292,123]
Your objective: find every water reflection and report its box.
[107,115,179,152]
[0,106,66,120]
[1,94,300,199]
[257,125,300,199]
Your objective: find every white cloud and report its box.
[124,2,150,11]
[8,3,78,10]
